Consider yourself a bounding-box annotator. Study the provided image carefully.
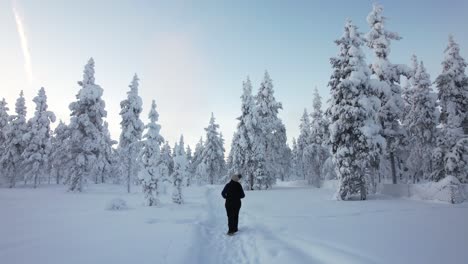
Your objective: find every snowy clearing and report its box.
[2,182,468,264]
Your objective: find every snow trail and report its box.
[196,186,259,264]
[196,186,378,264]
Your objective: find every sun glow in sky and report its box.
[1,0,467,152]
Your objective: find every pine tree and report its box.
[229,77,258,189]
[404,61,438,182]
[296,109,311,180]
[191,137,204,185]
[22,87,56,188]
[433,36,468,182]
[119,74,144,193]
[328,20,384,200]
[185,145,193,186]
[366,3,407,184]
[1,91,28,187]
[50,120,71,184]
[160,141,173,189]
[172,135,188,204]
[0,98,9,185]
[67,58,108,192]
[97,122,117,184]
[0,98,8,147]
[254,71,288,189]
[199,113,225,184]
[304,88,329,186]
[139,100,165,206]
[290,137,300,179]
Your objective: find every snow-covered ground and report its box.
[2,181,468,264]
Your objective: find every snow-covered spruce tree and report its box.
[0,98,9,185]
[139,100,165,206]
[191,137,204,185]
[219,132,227,177]
[404,61,438,182]
[304,88,329,187]
[432,36,468,182]
[229,77,258,189]
[160,141,173,189]
[1,91,28,187]
[96,122,117,184]
[199,113,225,185]
[50,121,71,184]
[401,55,419,125]
[172,135,188,204]
[22,87,56,188]
[328,20,384,200]
[0,98,8,147]
[254,71,288,189]
[119,74,144,193]
[67,58,108,192]
[366,3,407,184]
[185,145,193,186]
[290,137,300,179]
[296,109,311,180]
[186,145,193,163]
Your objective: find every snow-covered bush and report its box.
[105,198,129,211]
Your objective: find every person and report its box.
[221,174,245,235]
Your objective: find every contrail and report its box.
[13,5,33,83]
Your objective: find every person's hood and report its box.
[231,174,240,182]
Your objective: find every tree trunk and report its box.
[127,157,132,193]
[56,169,60,184]
[34,172,38,188]
[390,152,397,184]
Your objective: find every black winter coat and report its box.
[221,180,245,203]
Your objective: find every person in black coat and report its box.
[221,174,245,235]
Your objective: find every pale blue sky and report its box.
[1,0,467,151]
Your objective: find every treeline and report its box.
[1,4,467,203]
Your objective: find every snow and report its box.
[105,197,129,210]
[2,182,468,264]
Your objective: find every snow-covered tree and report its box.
[296,109,311,180]
[0,98,9,184]
[160,141,173,189]
[404,61,438,182]
[366,3,407,184]
[119,74,144,193]
[290,137,300,179]
[433,36,468,182]
[254,71,288,189]
[304,88,329,186]
[191,137,205,185]
[229,77,258,189]
[139,100,165,206]
[172,135,188,204]
[0,98,8,148]
[185,145,193,186]
[96,122,117,184]
[22,87,56,188]
[50,120,71,184]
[186,145,193,163]
[67,58,108,192]
[328,20,384,200]
[199,113,225,184]
[1,91,28,187]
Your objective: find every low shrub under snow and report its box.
[105,198,129,211]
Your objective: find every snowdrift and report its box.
[380,176,466,204]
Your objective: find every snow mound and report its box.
[321,180,340,191]
[411,176,465,204]
[105,198,129,211]
[380,176,466,204]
